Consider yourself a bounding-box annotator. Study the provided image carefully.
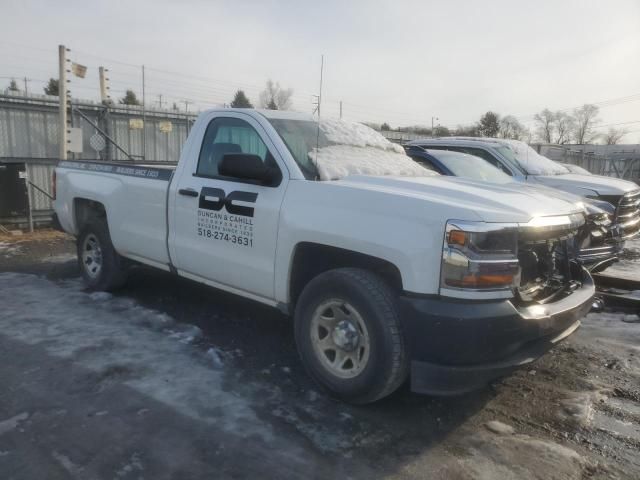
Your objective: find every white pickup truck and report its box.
[54,109,595,403]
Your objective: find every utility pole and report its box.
[318,55,324,117]
[98,66,110,104]
[182,100,192,135]
[158,94,163,109]
[98,66,113,160]
[431,116,439,137]
[23,77,29,95]
[141,65,146,161]
[339,100,343,119]
[58,45,68,161]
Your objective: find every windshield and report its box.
[428,150,511,183]
[269,118,433,181]
[495,140,569,176]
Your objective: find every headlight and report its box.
[440,221,520,299]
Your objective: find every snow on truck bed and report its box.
[310,120,433,181]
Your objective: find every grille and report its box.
[615,190,640,239]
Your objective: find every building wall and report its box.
[0,93,195,225]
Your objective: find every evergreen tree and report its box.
[477,111,500,137]
[43,78,59,96]
[230,90,253,108]
[119,89,141,106]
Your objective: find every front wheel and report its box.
[294,268,408,404]
[77,221,127,291]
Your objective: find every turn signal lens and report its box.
[448,230,466,246]
[450,274,516,288]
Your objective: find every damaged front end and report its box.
[441,213,590,305]
[517,213,590,304]
[574,200,623,273]
[407,213,595,395]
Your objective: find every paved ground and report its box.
[0,231,639,479]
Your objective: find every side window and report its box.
[463,148,512,176]
[196,117,274,178]
[414,157,439,172]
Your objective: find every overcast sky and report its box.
[2,0,639,140]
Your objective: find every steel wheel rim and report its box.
[82,234,103,279]
[310,299,371,379]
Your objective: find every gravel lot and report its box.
[0,231,639,479]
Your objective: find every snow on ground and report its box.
[0,273,275,442]
[40,252,77,263]
[605,237,640,280]
[311,119,433,181]
[0,242,21,258]
[578,311,640,367]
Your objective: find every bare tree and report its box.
[499,115,526,140]
[554,111,574,144]
[433,125,451,137]
[533,109,554,143]
[259,79,293,110]
[454,124,479,137]
[572,104,600,144]
[603,127,627,145]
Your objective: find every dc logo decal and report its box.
[199,187,258,217]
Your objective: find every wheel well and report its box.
[289,243,403,307]
[74,198,107,232]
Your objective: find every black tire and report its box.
[294,268,408,404]
[77,220,127,291]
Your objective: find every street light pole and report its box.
[432,116,439,137]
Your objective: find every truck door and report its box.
[170,114,287,302]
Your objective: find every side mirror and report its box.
[219,153,271,183]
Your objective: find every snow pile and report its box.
[311,145,432,181]
[499,139,568,175]
[320,119,405,153]
[311,119,433,181]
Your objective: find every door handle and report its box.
[178,188,199,197]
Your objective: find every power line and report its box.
[3,42,640,130]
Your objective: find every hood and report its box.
[531,173,639,197]
[336,175,583,224]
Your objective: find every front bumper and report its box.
[399,267,595,395]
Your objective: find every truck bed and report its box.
[56,160,176,271]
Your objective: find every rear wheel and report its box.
[77,221,127,291]
[294,268,408,404]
